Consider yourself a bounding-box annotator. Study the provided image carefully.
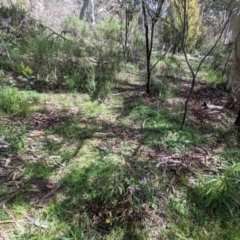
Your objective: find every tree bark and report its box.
[89,0,95,24]
[79,0,95,24]
[234,110,240,131]
[141,0,165,94]
[226,1,240,99]
[80,0,89,20]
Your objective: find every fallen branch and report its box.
[203,102,224,110]
[142,118,151,129]
[0,219,24,224]
[0,164,24,170]
[156,159,181,167]
[0,189,21,206]
[3,204,20,228]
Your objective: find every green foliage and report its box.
[57,156,161,239]
[20,62,33,77]
[167,0,202,52]
[169,194,188,216]
[215,149,240,164]
[0,122,27,152]
[164,189,240,240]
[95,18,122,43]
[0,2,26,28]
[0,87,39,115]
[195,162,240,214]
[0,14,121,96]
[0,2,239,240]
[63,65,96,93]
[129,29,145,64]
[23,162,53,180]
[210,42,231,75]
[64,15,90,38]
[129,101,207,152]
[158,78,176,102]
[205,69,226,84]
[60,34,120,97]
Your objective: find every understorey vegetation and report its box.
[0,1,240,239]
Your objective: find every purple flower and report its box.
[141,177,147,185]
[129,187,135,195]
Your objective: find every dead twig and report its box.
[142,118,150,129]
[0,220,24,224]
[156,159,181,167]
[34,186,60,204]
[0,164,24,170]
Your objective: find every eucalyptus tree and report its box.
[141,0,165,94]
[225,0,240,97]
[117,0,141,58]
[79,0,95,24]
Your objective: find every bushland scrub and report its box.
[0,2,239,240]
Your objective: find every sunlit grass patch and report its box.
[83,100,113,118]
[23,161,54,181]
[0,87,39,116]
[0,122,27,152]
[49,142,163,238]
[213,148,240,164]
[11,195,31,218]
[205,69,227,84]
[129,103,207,152]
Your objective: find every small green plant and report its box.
[157,78,173,102]
[0,123,27,152]
[195,162,240,214]
[20,62,33,77]
[206,69,226,84]
[64,15,90,39]
[17,62,36,89]
[169,194,188,216]
[0,87,39,115]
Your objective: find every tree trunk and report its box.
[80,0,89,20]
[142,1,150,94]
[79,0,95,24]
[226,1,240,98]
[234,110,240,131]
[89,0,95,24]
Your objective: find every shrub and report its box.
[64,15,90,39]
[0,86,39,115]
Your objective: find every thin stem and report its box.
[180,3,233,130]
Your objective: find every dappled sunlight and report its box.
[0,0,240,239]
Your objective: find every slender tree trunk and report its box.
[79,0,95,24]
[89,0,95,24]
[234,110,240,131]
[142,1,152,94]
[123,8,129,58]
[141,0,165,94]
[80,0,89,20]
[225,0,240,98]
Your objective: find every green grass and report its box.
[1,83,238,239]
[0,18,239,239]
[0,87,39,116]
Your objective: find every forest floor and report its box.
[1,60,240,240]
